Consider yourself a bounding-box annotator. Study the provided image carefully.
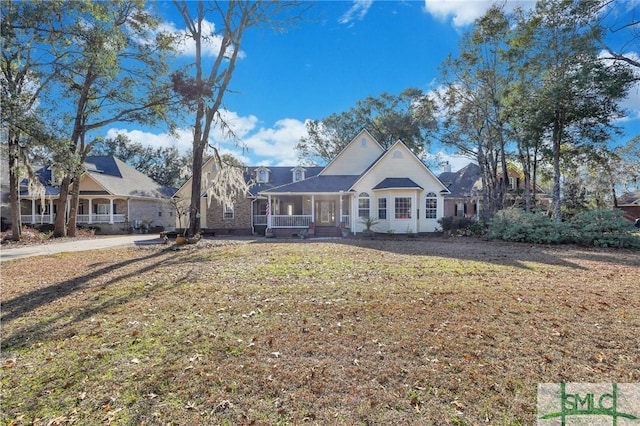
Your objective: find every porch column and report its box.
[311,195,315,223]
[31,199,36,224]
[267,195,272,228]
[109,199,114,224]
[88,199,93,224]
[48,199,54,223]
[339,191,343,224]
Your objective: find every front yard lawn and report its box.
[1,238,638,425]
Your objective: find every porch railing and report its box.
[21,214,54,224]
[77,214,127,224]
[269,215,312,228]
[254,214,350,228]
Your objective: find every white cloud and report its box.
[105,127,193,154]
[209,109,259,145]
[423,0,535,28]
[425,151,474,173]
[339,0,374,25]
[598,50,640,121]
[104,114,308,166]
[159,19,245,59]
[241,118,309,166]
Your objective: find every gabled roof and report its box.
[82,156,174,198]
[373,178,423,190]
[23,156,174,199]
[350,140,450,193]
[320,128,384,176]
[438,163,481,198]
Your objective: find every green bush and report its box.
[487,209,565,244]
[487,208,640,248]
[438,216,482,236]
[569,209,640,248]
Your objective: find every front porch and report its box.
[253,194,353,235]
[19,197,139,236]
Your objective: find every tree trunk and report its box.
[53,176,71,237]
[8,131,22,241]
[66,173,81,237]
[518,149,532,212]
[552,114,562,221]
[188,141,205,237]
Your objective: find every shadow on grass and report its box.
[0,248,194,350]
[326,236,590,271]
[563,249,640,268]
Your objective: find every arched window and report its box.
[425,192,437,219]
[358,192,370,218]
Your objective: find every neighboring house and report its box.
[177,129,450,236]
[438,162,482,219]
[617,191,640,222]
[19,156,175,234]
[438,162,551,220]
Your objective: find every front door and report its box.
[316,201,335,225]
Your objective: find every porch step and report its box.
[313,226,342,238]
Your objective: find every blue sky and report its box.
[104,0,640,172]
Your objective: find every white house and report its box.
[177,129,450,237]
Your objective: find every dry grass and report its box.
[1,237,638,425]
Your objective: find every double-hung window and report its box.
[395,197,411,219]
[378,198,387,220]
[358,192,370,218]
[425,192,437,219]
[223,204,234,220]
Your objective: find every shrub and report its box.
[568,209,640,248]
[437,216,482,236]
[487,209,565,244]
[487,208,640,248]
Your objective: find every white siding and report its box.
[352,142,446,233]
[321,130,384,176]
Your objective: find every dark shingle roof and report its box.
[438,163,481,197]
[83,156,122,177]
[24,156,174,199]
[84,156,174,198]
[260,175,360,194]
[372,177,423,190]
[247,166,324,195]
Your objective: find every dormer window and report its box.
[291,167,306,182]
[48,166,60,186]
[256,167,270,183]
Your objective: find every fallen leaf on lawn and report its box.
[212,400,233,413]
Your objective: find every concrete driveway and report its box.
[0,235,162,262]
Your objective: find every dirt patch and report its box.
[1,237,638,425]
